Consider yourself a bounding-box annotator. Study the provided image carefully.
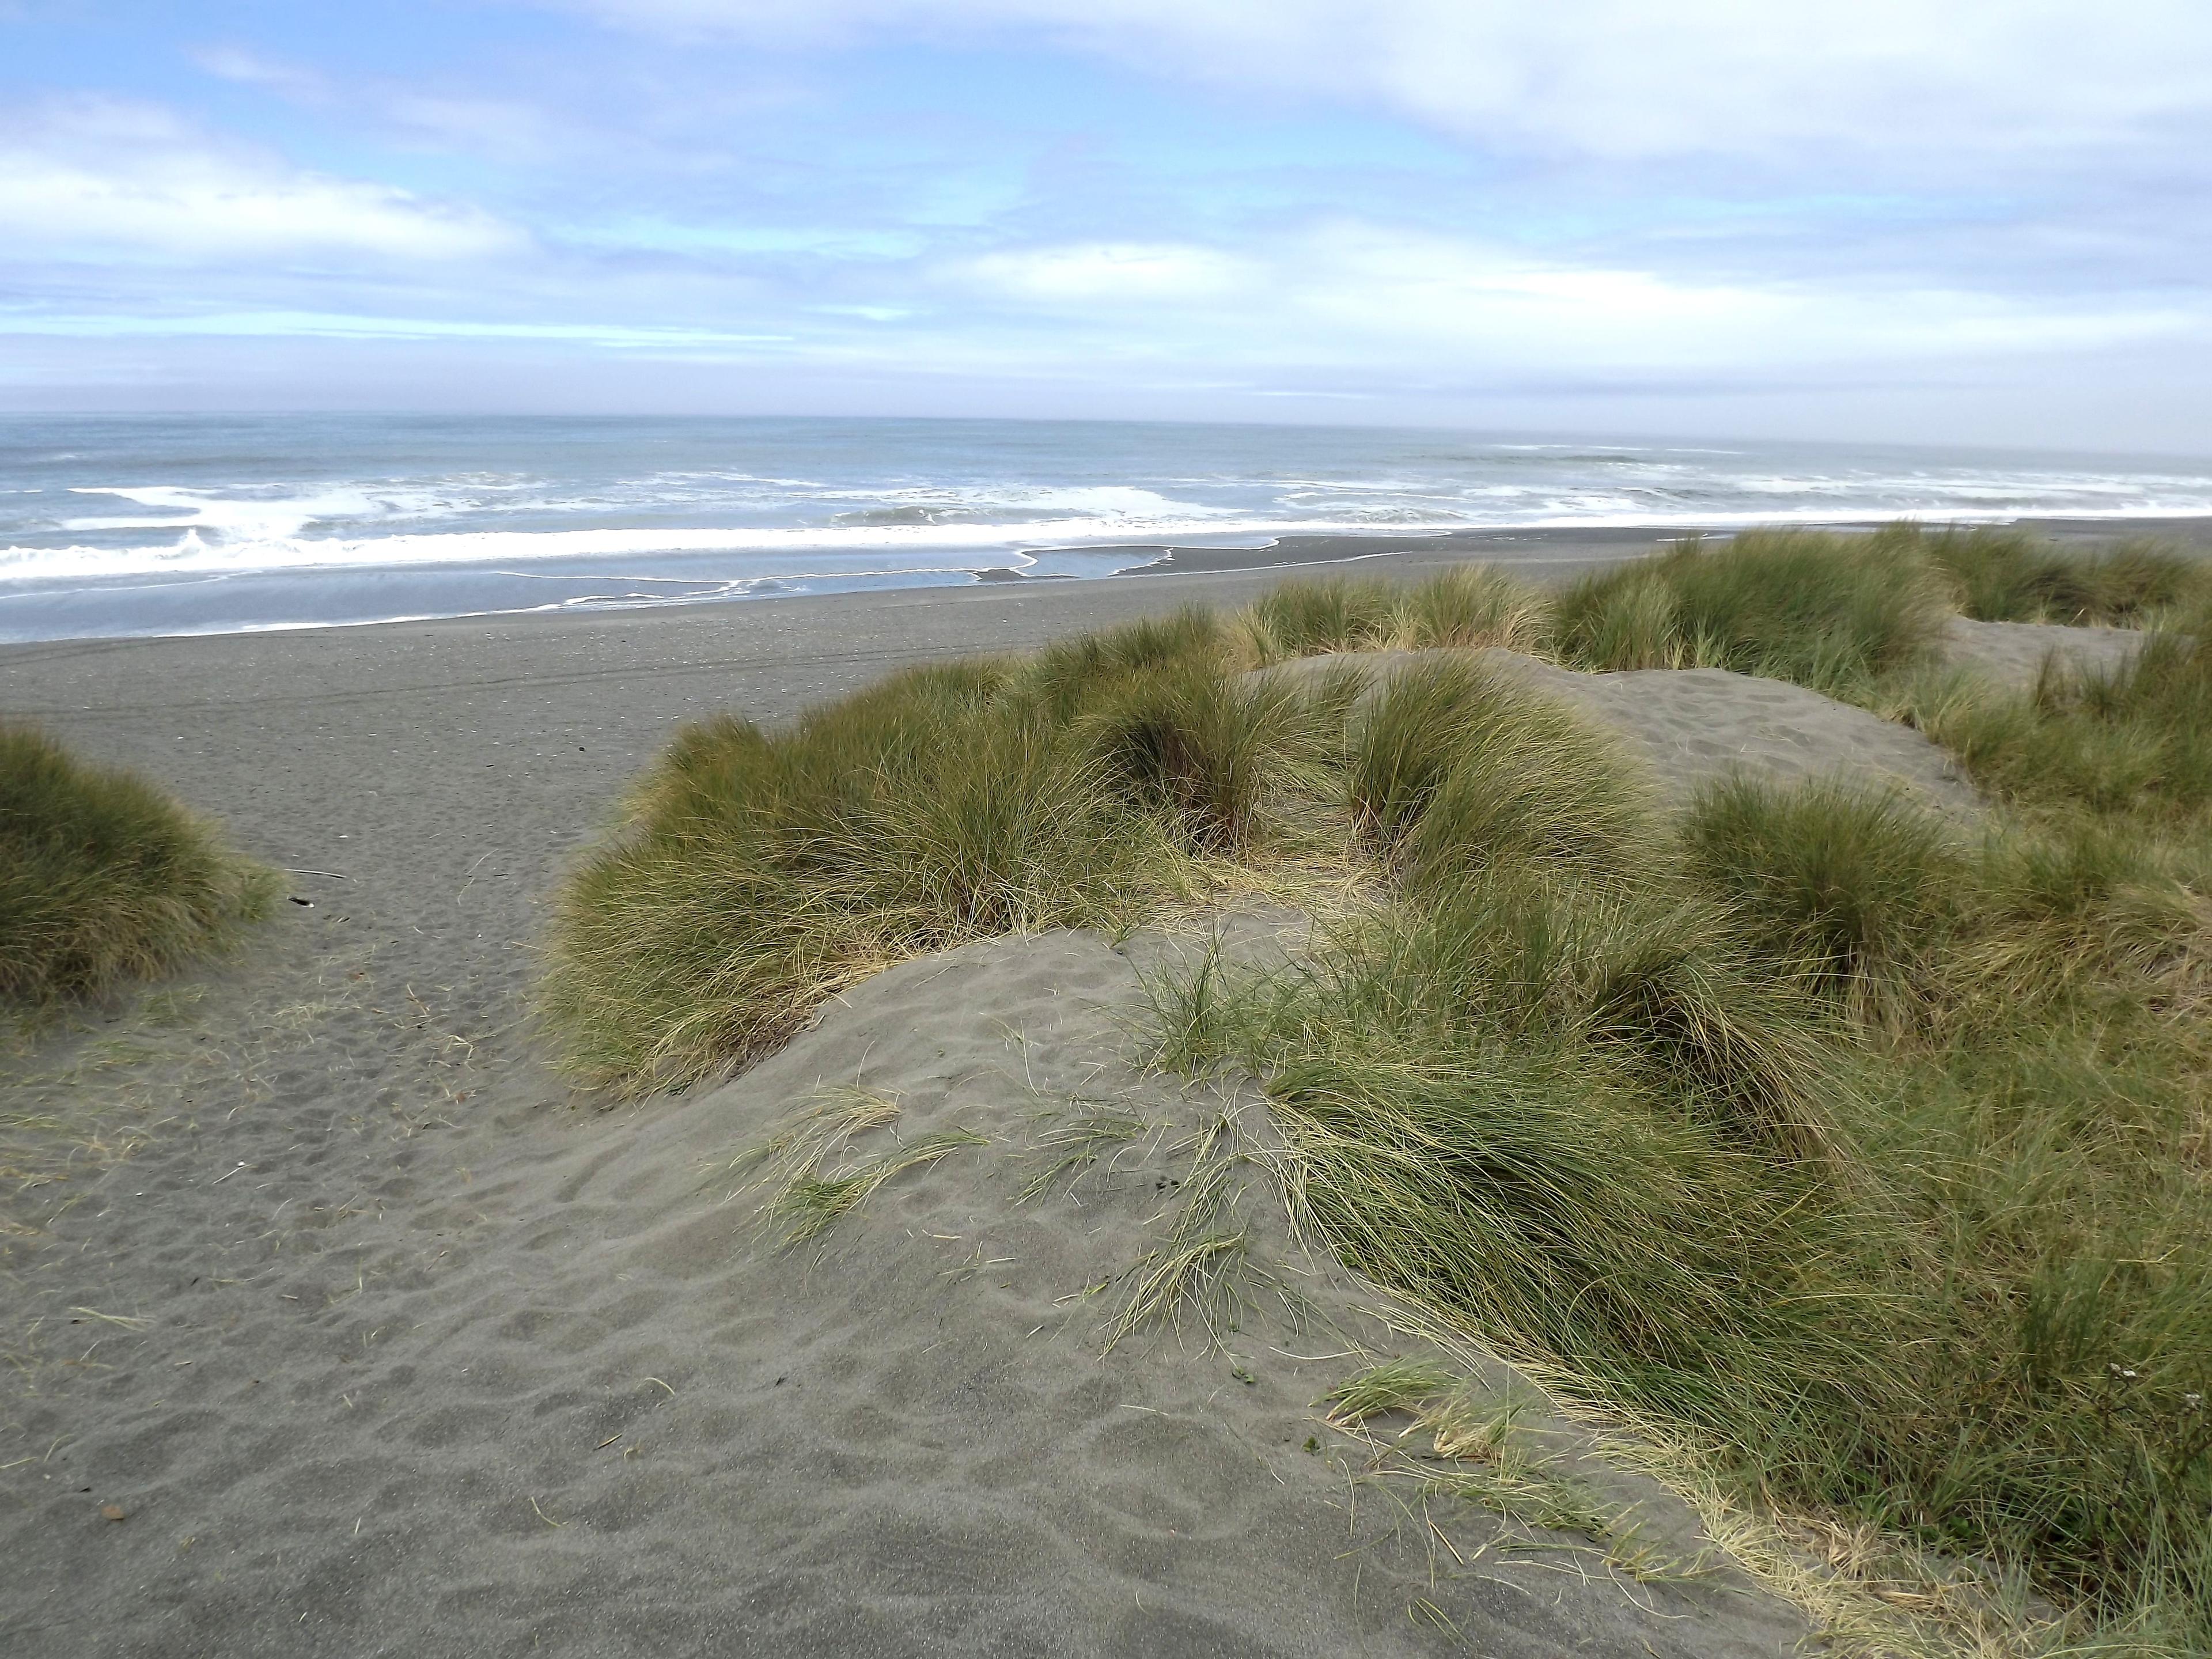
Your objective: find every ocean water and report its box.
[5,414,2211,643]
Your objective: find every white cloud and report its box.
[188,44,330,101]
[0,310,787,347]
[565,1,2212,166]
[377,93,562,161]
[963,242,1251,303]
[950,222,2206,374]
[0,100,520,262]
[193,43,562,162]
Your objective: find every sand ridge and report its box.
[2,929,1810,1657]
[1257,646,1986,818]
[7,589,2148,1656]
[1937,615,2154,691]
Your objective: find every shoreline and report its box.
[6,515,2210,649]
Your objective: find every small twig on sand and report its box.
[70,1308,148,1329]
[455,851,495,901]
[280,868,352,880]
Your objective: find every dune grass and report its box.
[1548,520,2212,840]
[1150,726,2210,1649]
[1903,625,2212,836]
[541,624,1316,1093]
[549,529,2212,1649]
[1,724,274,1005]
[1553,523,2209,699]
[1553,525,1955,694]
[1237,564,1551,662]
[1915,525,2212,626]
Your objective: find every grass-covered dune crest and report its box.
[540,566,1554,1094]
[544,527,2212,1651]
[1,724,276,1004]
[544,524,2208,1097]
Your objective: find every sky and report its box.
[2,1,2210,448]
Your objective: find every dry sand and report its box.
[1261,647,1984,819]
[1938,615,2153,691]
[2,926,1815,1657]
[0,563,2147,1657]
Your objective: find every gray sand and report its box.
[2,928,1812,1657]
[1939,615,2153,691]
[3,576,2119,1656]
[1261,647,1984,818]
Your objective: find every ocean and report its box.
[5,414,2211,643]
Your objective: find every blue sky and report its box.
[3,1,2209,447]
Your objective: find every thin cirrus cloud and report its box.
[564,0,2212,167]
[955,225,2199,374]
[192,45,567,163]
[962,243,1253,304]
[0,99,522,262]
[187,44,328,101]
[5,311,788,348]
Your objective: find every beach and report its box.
[1,525,2205,1655]
[0,539,1791,1657]
[10,0,2212,1633]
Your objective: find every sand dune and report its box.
[1261,646,1984,817]
[1938,615,2152,691]
[2,928,1809,1657]
[2,592,2153,1656]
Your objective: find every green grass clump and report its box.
[1321,1357,1460,1425]
[1342,658,1662,890]
[1916,524,2212,625]
[1911,626,2212,830]
[1159,761,2211,1642]
[1555,527,1953,694]
[543,622,1335,1094]
[1,724,274,1003]
[1078,654,1312,852]
[1358,664,1663,895]
[1242,573,1401,659]
[1387,563,1552,653]
[1022,604,1226,721]
[1683,775,1975,1029]
[546,666,1180,1093]
[1237,565,1549,662]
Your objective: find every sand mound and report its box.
[1937,616,2153,691]
[1260,647,1984,819]
[3,930,1806,1657]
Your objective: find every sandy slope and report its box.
[0,586,2150,1658]
[1261,647,1983,818]
[4,930,1812,1657]
[1938,616,2153,690]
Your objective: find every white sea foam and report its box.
[56,480,513,543]
[8,426,2212,604]
[9,497,2212,587]
[0,517,1241,583]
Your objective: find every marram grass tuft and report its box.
[1554,525,1953,693]
[1,724,274,1004]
